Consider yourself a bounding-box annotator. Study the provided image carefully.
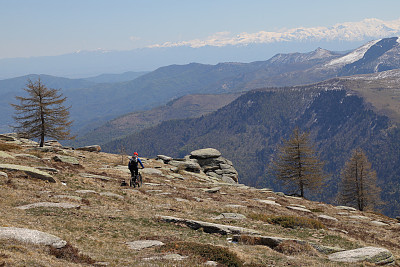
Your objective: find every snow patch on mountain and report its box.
[324,39,381,67]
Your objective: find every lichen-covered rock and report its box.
[53,155,79,165]
[0,164,55,182]
[328,246,395,265]
[190,148,221,159]
[0,227,67,248]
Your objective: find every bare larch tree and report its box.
[337,148,383,211]
[11,78,73,147]
[272,127,326,198]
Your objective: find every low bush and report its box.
[0,142,20,151]
[274,240,318,256]
[267,215,325,229]
[158,241,244,266]
[47,243,95,264]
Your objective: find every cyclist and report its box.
[128,152,144,184]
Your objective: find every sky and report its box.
[1,0,400,59]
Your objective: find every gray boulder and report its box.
[0,227,67,248]
[0,164,55,182]
[16,202,80,210]
[328,246,395,265]
[53,155,79,165]
[126,240,164,250]
[190,148,221,159]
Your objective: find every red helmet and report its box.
[133,152,138,156]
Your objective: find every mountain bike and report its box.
[130,172,143,188]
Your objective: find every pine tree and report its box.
[337,148,382,211]
[272,127,326,198]
[11,78,74,147]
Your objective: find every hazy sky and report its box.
[1,0,399,59]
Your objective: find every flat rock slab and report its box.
[328,246,395,265]
[0,164,55,182]
[76,145,101,152]
[287,206,312,213]
[370,221,389,226]
[214,213,246,220]
[203,187,221,193]
[0,227,67,248]
[16,202,81,210]
[336,205,357,211]
[141,168,163,175]
[126,240,165,250]
[233,235,345,254]
[80,173,111,181]
[190,148,221,159]
[100,192,124,200]
[159,215,260,235]
[0,151,15,159]
[318,214,338,222]
[53,155,79,165]
[75,190,98,194]
[144,254,188,261]
[53,195,83,201]
[255,199,281,206]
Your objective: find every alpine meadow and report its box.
[2,6,400,264]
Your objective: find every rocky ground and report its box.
[0,134,399,266]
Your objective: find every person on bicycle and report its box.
[128,152,144,182]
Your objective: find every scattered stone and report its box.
[275,192,286,197]
[205,261,218,266]
[370,221,389,226]
[317,214,338,222]
[143,182,162,186]
[255,199,281,206]
[53,195,82,201]
[29,146,62,153]
[75,189,98,194]
[100,192,124,200]
[76,145,101,152]
[0,134,16,142]
[80,173,111,181]
[396,216,400,222]
[0,171,8,178]
[328,246,395,265]
[156,155,173,163]
[336,205,357,211]
[233,235,345,254]
[141,168,163,175]
[53,155,79,165]
[203,187,221,193]
[126,240,164,250]
[0,227,67,248]
[225,204,246,209]
[144,254,187,261]
[287,206,312,213]
[0,164,55,182]
[175,198,190,202]
[44,140,63,147]
[35,166,59,173]
[0,151,15,159]
[214,213,246,220]
[16,202,81,210]
[289,204,307,208]
[159,215,260,235]
[348,215,370,221]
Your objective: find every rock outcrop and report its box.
[189,148,238,183]
[0,164,56,182]
[0,227,67,248]
[328,246,395,265]
[76,145,101,152]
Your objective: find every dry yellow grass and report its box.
[0,143,399,266]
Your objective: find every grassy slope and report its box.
[0,142,399,266]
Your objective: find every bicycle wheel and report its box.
[137,173,143,187]
[130,175,136,187]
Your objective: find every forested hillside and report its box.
[103,84,400,218]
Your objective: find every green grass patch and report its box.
[157,241,244,267]
[321,235,360,250]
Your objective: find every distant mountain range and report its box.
[102,70,400,217]
[2,37,400,138]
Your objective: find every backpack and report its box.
[128,156,138,170]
